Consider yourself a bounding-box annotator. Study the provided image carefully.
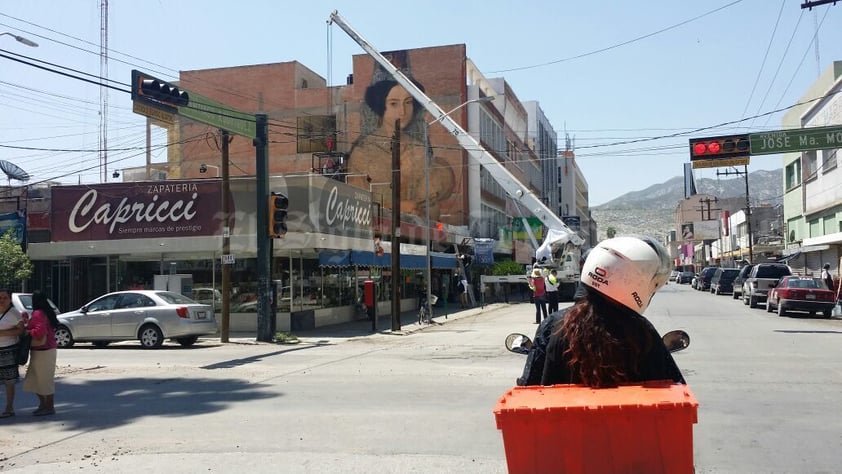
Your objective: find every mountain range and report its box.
[589,168,783,241]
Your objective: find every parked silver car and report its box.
[55,290,217,349]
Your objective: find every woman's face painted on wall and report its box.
[382,85,414,129]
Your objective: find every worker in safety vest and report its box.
[545,269,560,313]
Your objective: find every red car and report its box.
[766,276,837,318]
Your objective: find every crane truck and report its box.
[328,11,586,301]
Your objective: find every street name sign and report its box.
[749,125,842,155]
[180,94,256,139]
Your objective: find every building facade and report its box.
[781,61,842,279]
[13,43,587,331]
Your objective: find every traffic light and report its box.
[268,192,289,238]
[131,69,190,110]
[689,134,750,160]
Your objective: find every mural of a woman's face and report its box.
[382,85,414,129]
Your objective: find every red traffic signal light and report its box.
[689,134,750,160]
[268,192,289,238]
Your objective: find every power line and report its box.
[741,0,786,119]
[487,0,745,73]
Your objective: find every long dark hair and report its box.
[31,290,59,329]
[555,287,654,387]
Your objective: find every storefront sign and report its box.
[303,176,373,239]
[0,210,26,243]
[51,181,224,241]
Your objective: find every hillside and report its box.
[589,168,782,241]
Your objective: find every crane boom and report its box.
[328,10,584,266]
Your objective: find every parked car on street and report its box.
[695,267,718,291]
[192,288,222,311]
[12,293,61,318]
[55,290,217,349]
[677,271,695,284]
[710,268,741,295]
[731,264,755,301]
[742,263,793,308]
[670,271,680,282]
[765,276,836,318]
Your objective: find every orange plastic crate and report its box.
[494,382,698,474]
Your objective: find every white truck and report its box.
[329,11,585,299]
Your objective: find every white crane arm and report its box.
[329,10,584,265]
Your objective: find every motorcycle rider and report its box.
[517,236,685,387]
[517,249,589,386]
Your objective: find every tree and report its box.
[606,226,617,239]
[0,230,33,289]
[491,259,525,276]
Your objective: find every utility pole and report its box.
[801,0,838,10]
[697,196,721,221]
[716,166,753,263]
[220,129,231,342]
[390,119,401,331]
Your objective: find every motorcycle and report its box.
[505,329,690,355]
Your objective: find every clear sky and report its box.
[1,0,840,205]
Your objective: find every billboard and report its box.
[0,210,26,244]
[693,220,721,241]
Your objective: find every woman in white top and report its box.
[0,289,24,418]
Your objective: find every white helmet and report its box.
[580,236,671,315]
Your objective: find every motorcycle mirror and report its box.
[505,333,533,354]
[662,330,690,353]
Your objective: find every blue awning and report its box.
[318,250,457,269]
[318,250,351,267]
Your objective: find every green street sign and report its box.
[179,94,256,139]
[749,125,842,155]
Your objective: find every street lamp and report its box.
[423,95,495,319]
[199,163,220,177]
[0,32,38,47]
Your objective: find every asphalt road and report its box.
[2,282,841,473]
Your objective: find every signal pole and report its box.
[716,166,753,263]
[390,119,401,331]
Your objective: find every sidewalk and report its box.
[225,302,503,343]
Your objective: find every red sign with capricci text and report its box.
[50,181,224,241]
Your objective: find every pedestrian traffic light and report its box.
[689,134,750,160]
[268,192,289,238]
[131,69,190,110]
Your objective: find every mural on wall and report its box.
[345,48,465,225]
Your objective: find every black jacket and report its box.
[541,314,685,386]
[516,282,587,386]
[516,308,568,386]
[516,286,685,386]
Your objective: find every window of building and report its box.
[823,215,835,234]
[803,150,818,182]
[822,148,838,172]
[785,160,800,191]
[808,218,820,238]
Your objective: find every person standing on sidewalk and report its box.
[529,268,548,324]
[821,263,834,292]
[0,289,23,418]
[23,291,58,417]
[545,269,560,314]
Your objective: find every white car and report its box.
[56,290,217,349]
[12,293,61,318]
